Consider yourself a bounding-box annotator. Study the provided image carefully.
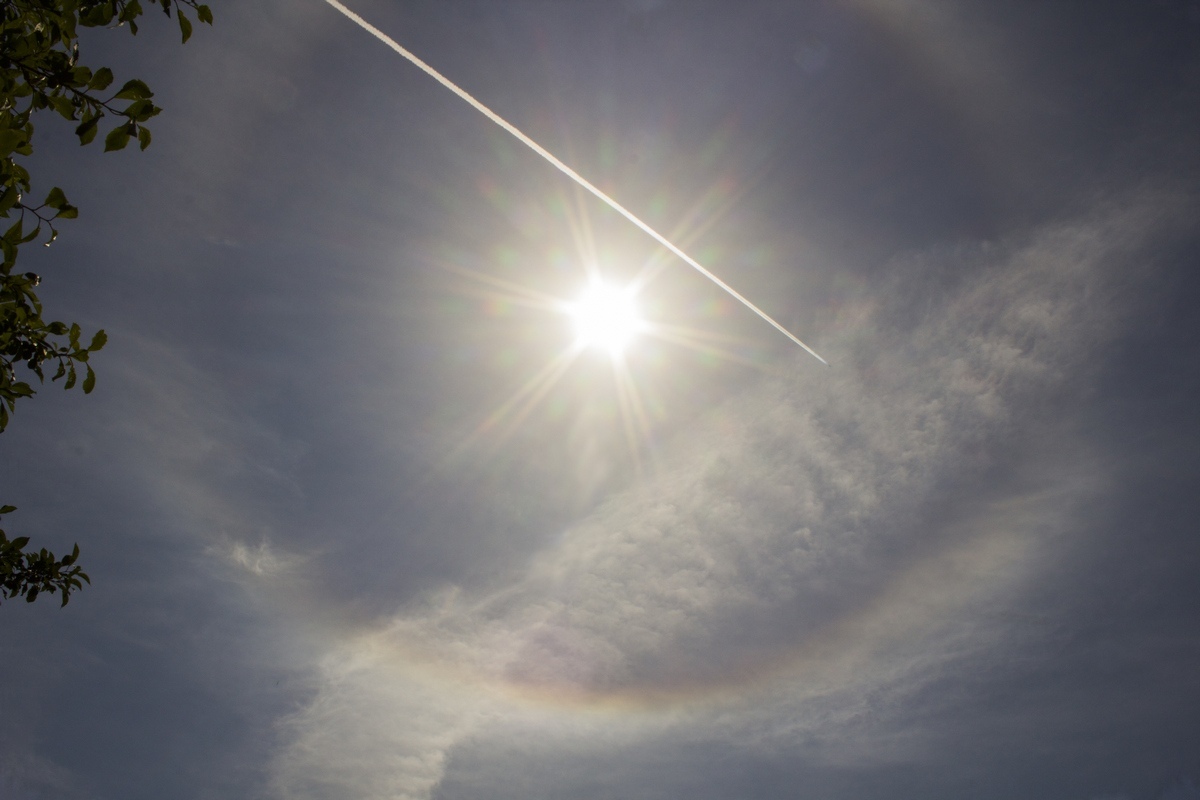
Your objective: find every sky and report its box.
[2,1,1200,798]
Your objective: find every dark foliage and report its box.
[0,0,212,606]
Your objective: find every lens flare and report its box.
[569,281,643,356]
[321,0,829,366]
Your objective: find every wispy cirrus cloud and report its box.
[265,186,1191,798]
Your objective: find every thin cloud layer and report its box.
[4,4,1198,799]
[269,188,1187,798]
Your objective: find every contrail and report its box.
[322,0,829,366]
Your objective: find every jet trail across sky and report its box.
[322,0,829,365]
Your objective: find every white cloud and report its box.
[223,538,305,578]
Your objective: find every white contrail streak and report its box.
[322,0,829,366]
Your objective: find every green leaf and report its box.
[76,116,100,146]
[50,94,77,121]
[82,365,95,393]
[88,330,107,351]
[137,127,152,151]
[69,323,81,348]
[113,79,153,101]
[0,505,16,515]
[197,5,214,24]
[56,205,78,220]
[103,125,131,152]
[64,365,76,390]
[45,187,68,209]
[0,130,27,158]
[0,186,19,216]
[89,67,115,91]
[118,0,145,26]
[81,3,115,26]
[177,9,193,43]
[124,99,159,122]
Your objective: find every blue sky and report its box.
[3,1,1200,798]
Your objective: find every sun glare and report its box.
[569,280,643,356]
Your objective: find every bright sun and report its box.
[569,280,644,356]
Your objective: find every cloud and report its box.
[0,746,80,800]
[94,332,310,554]
[222,539,306,579]
[1161,779,1200,800]
[266,186,1190,798]
[270,634,488,800]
